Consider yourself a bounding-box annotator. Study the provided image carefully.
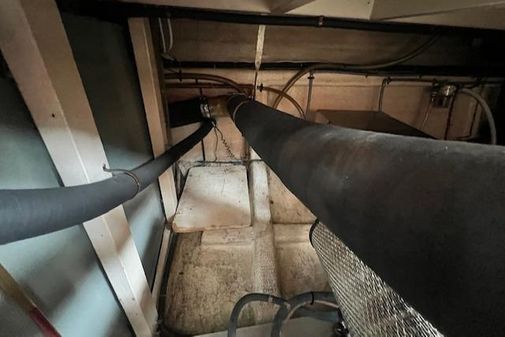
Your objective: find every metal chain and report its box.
[213,124,240,161]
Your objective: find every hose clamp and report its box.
[200,96,211,118]
[226,94,250,121]
[103,165,142,198]
[230,100,250,121]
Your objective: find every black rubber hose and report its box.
[227,94,505,337]
[227,293,339,337]
[228,293,285,337]
[270,292,338,337]
[0,119,213,244]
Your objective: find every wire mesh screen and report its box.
[311,223,443,337]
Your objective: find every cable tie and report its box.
[103,165,141,197]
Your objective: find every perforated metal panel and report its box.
[311,223,443,337]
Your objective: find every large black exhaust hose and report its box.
[227,94,505,336]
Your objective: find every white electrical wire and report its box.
[158,18,167,53]
[167,18,174,52]
[460,88,497,145]
[159,18,174,59]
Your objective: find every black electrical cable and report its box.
[377,79,385,112]
[0,119,213,244]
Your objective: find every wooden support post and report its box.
[0,1,157,335]
[128,18,178,304]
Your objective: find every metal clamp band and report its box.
[226,94,250,121]
[231,100,250,121]
[103,165,141,197]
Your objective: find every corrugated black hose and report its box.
[0,118,213,244]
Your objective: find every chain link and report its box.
[213,124,240,161]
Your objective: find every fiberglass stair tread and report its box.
[173,165,251,233]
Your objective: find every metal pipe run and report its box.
[164,81,306,119]
[271,35,440,109]
[226,94,505,337]
[164,72,247,94]
[82,2,502,36]
[0,119,213,244]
